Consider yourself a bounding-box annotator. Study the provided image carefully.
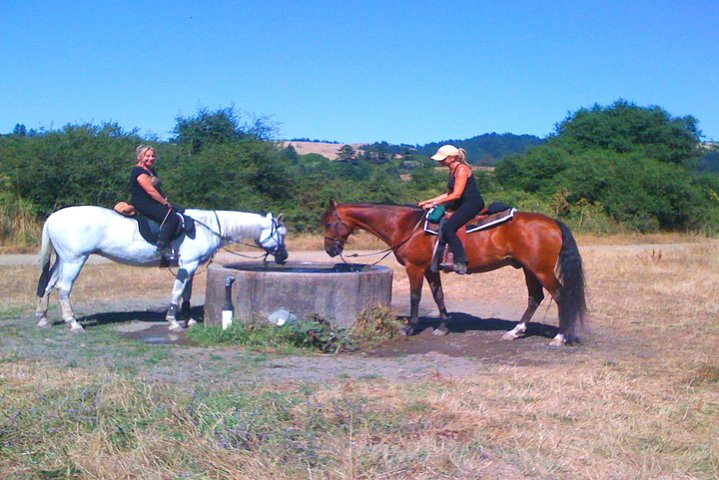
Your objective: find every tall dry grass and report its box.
[0,199,42,253]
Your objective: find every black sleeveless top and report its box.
[446,167,483,211]
[130,166,166,212]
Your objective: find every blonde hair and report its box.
[135,145,155,161]
[455,148,468,166]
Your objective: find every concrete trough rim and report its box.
[204,260,393,328]
[211,261,392,275]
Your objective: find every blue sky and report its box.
[2,0,718,144]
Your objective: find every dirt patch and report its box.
[0,245,662,385]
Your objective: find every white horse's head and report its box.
[257,213,288,264]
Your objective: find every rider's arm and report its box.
[136,174,171,207]
[418,165,471,208]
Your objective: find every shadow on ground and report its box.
[366,312,566,363]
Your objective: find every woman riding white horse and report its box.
[36,206,288,332]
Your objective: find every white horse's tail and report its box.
[36,220,55,297]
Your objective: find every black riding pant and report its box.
[135,201,180,249]
[441,200,484,264]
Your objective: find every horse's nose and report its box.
[325,245,340,257]
[274,247,288,264]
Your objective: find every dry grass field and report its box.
[1,235,718,479]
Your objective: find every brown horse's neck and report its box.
[340,204,424,248]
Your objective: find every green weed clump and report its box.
[187,305,402,354]
[187,315,357,354]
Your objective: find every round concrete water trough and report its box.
[204,262,393,329]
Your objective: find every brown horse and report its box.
[322,200,587,346]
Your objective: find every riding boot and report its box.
[452,251,467,275]
[439,250,454,272]
[156,236,178,265]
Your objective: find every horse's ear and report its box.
[277,213,284,225]
[329,199,337,209]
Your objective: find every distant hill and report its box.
[283,133,545,165]
[417,133,545,165]
[282,141,367,160]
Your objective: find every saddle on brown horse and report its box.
[425,201,517,271]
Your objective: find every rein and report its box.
[191,212,277,261]
[327,210,426,266]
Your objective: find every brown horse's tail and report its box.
[556,220,587,341]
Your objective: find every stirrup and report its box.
[453,262,467,275]
[430,244,445,273]
[158,247,178,266]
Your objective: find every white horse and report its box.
[35,206,288,332]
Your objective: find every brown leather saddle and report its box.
[424,201,516,236]
[425,201,517,272]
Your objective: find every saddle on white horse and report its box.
[113,202,196,246]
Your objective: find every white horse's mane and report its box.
[190,209,267,241]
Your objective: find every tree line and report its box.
[1,101,718,249]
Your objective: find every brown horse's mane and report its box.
[342,203,425,221]
[344,202,423,212]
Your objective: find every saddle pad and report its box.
[424,207,517,236]
[466,208,516,233]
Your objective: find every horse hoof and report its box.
[69,323,85,333]
[186,318,197,328]
[401,325,418,336]
[37,317,50,328]
[433,327,449,336]
[501,332,518,341]
[549,334,566,347]
[168,321,185,332]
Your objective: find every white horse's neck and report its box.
[194,210,266,242]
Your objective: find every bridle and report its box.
[193,212,287,262]
[257,216,287,259]
[324,208,425,264]
[324,209,353,254]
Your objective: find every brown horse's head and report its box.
[322,200,353,257]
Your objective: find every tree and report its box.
[12,124,26,137]
[172,107,276,153]
[336,144,356,163]
[553,100,702,165]
[495,100,713,232]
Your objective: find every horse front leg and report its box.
[425,270,450,336]
[502,268,544,341]
[166,266,195,332]
[402,265,426,336]
[181,274,196,328]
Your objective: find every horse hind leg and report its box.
[525,267,566,346]
[53,260,88,333]
[35,254,57,328]
[502,267,545,341]
[35,293,51,328]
